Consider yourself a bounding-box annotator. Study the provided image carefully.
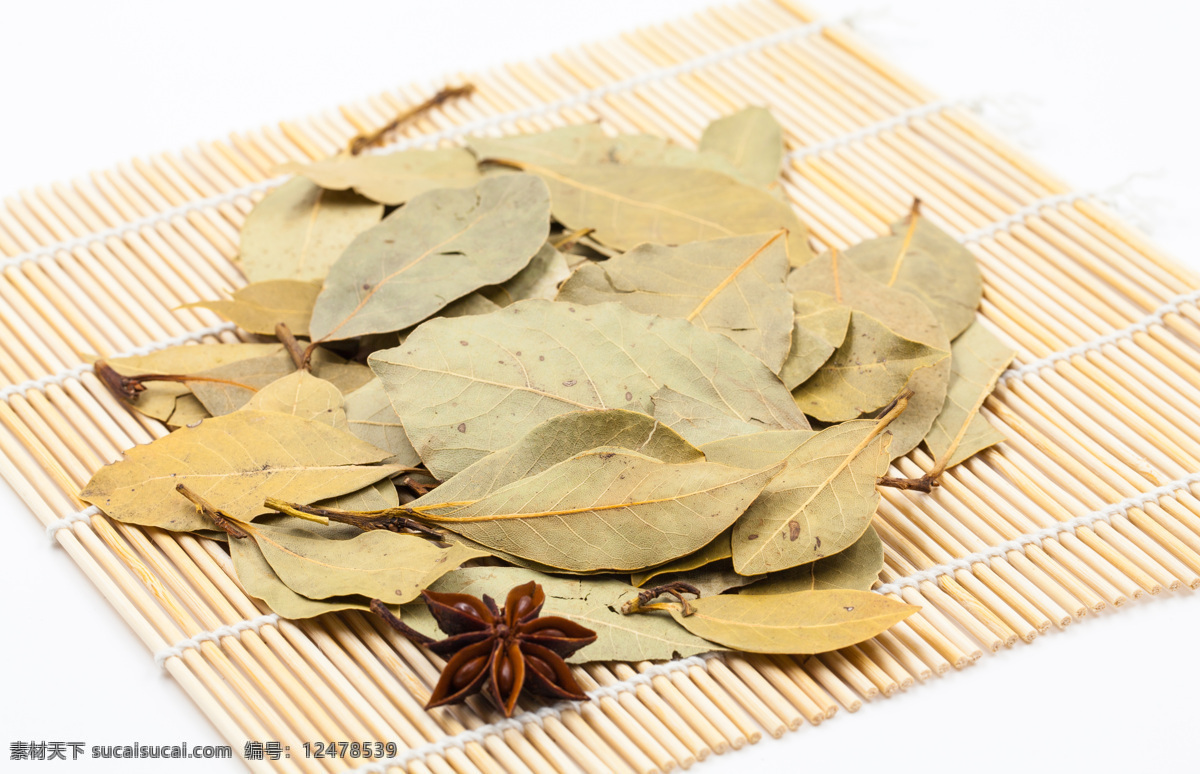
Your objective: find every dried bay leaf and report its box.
[190,351,301,416]
[644,561,761,598]
[791,312,947,423]
[506,163,813,265]
[316,479,399,512]
[238,177,383,283]
[242,370,347,428]
[731,419,893,576]
[606,134,743,179]
[660,589,917,654]
[413,447,781,572]
[790,252,951,456]
[843,207,983,339]
[924,320,1015,472]
[80,410,402,532]
[429,409,704,504]
[652,387,783,446]
[778,292,851,390]
[698,430,817,470]
[556,231,794,371]
[632,528,733,588]
[181,280,320,336]
[342,378,421,468]
[105,343,283,421]
[229,530,379,620]
[308,174,551,342]
[402,566,717,662]
[469,124,612,167]
[278,148,481,205]
[247,519,484,602]
[698,106,785,187]
[370,300,808,478]
[165,394,210,429]
[744,526,884,594]
[480,242,571,306]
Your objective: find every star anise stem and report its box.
[370,599,437,647]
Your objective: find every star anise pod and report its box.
[420,581,597,717]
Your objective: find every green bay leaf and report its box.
[744,526,884,594]
[309,174,551,342]
[779,292,851,390]
[698,106,785,187]
[731,419,892,576]
[369,300,808,479]
[238,177,383,283]
[556,231,793,371]
[182,279,320,337]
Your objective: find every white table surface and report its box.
[1,1,1197,771]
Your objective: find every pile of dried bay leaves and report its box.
[82,105,1016,673]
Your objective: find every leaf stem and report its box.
[275,323,309,371]
[176,483,249,538]
[369,599,437,646]
[262,497,446,542]
[346,84,476,156]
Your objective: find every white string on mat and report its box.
[0,179,280,274]
[873,469,1200,595]
[337,653,724,774]
[785,97,966,162]
[153,613,282,668]
[1000,287,1200,384]
[0,17,837,274]
[0,321,236,403]
[44,505,100,540]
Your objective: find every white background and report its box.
[1,1,1198,771]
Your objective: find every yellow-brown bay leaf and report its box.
[369,300,808,479]
[401,566,717,662]
[698,106,785,187]
[744,526,884,594]
[104,342,283,421]
[731,419,892,575]
[308,174,551,342]
[842,207,983,339]
[412,447,781,572]
[247,519,484,602]
[342,378,421,468]
[181,280,320,336]
[778,291,851,390]
[238,177,383,283]
[790,252,951,456]
[632,528,734,588]
[189,351,300,416]
[242,371,347,428]
[80,410,402,532]
[556,231,794,371]
[792,311,946,422]
[661,589,916,654]
[278,148,481,205]
[507,163,813,265]
[165,394,210,429]
[923,320,1015,472]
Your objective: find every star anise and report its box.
[417,581,597,717]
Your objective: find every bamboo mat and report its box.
[5,1,1200,771]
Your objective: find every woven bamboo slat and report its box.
[4,1,1200,771]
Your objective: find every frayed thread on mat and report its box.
[0,322,237,403]
[153,614,281,668]
[337,653,724,774]
[874,470,1200,595]
[786,98,964,162]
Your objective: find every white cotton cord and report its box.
[0,179,282,274]
[959,190,1093,244]
[0,17,836,275]
[1000,287,1200,384]
[0,321,237,403]
[874,470,1200,595]
[338,652,723,774]
[153,613,282,668]
[44,505,100,541]
[787,98,966,162]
